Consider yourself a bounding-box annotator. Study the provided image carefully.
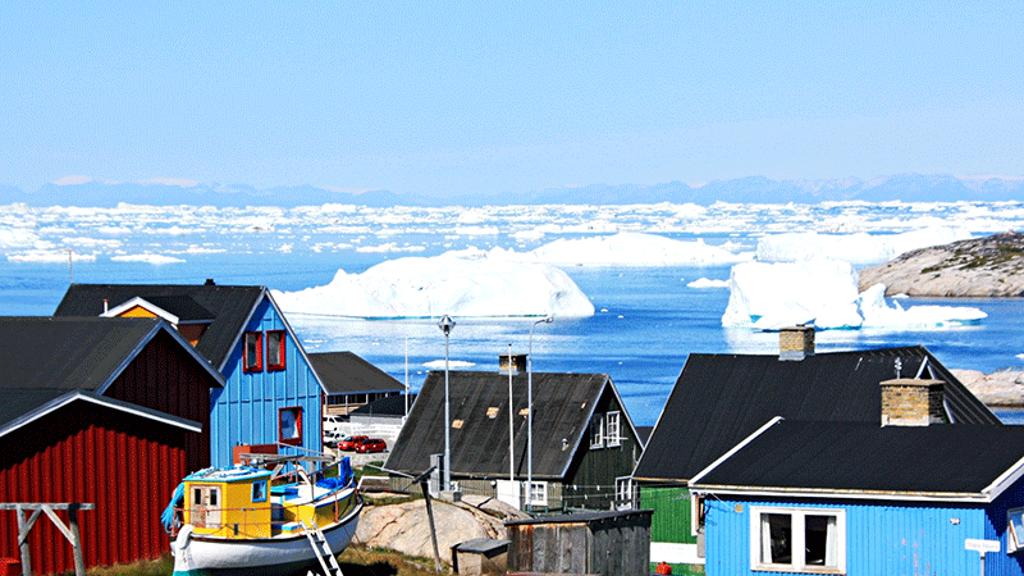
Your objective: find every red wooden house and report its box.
[0,317,223,574]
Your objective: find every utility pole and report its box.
[527,315,553,512]
[508,343,515,486]
[438,315,455,493]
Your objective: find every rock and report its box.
[353,496,524,563]
[952,368,1024,407]
[858,232,1024,297]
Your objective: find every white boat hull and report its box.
[172,500,362,576]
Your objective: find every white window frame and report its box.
[606,411,621,447]
[691,493,705,536]
[749,506,846,573]
[1008,506,1024,553]
[527,481,548,507]
[615,476,633,510]
[590,415,605,449]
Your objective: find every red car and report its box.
[355,438,387,453]
[337,435,368,451]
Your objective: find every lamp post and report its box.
[438,315,455,494]
[527,315,553,511]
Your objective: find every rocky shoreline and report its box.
[952,369,1024,407]
[859,231,1024,297]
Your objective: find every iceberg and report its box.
[755,226,971,264]
[687,277,730,289]
[529,232,750,267]
[273,252,595,319]
[110,253,185,265]
[722,260,988,330]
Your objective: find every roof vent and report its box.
[499,353,528,375]
[779,325,815,361]
[204,278,216,286]
[486,407,500,419]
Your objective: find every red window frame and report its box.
[243,331,263,373]
[266,330,287,371]
[278,406,303,445]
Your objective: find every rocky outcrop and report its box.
[859,232,1024,297]
[952,369,1024,407]
[353,495,525,563]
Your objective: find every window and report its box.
[1008,507,1024,553]
[615,476,633,510]
[528,481,548,506]
[251,480,267,503]
[606,411,621,447]
[691,494,706,536]
[590,415,604,449]
[266,330,286,371]
[243,331,263,373]
[750,507,845,573]
[278,406,303,445]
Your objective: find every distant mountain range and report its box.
[2,174,1023,207]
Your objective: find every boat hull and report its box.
[172,500,362,576]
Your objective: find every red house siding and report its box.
[0,402,186,575]
[104,330,216,470]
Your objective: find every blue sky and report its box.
[1,2,1022,197]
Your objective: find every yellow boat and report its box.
[167,456,362,576]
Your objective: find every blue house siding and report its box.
[705,497,998,576]
[985,480,1024,575]
[209,296,323,467]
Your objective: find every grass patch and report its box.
[86,554,172,576]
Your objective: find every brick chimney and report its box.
[880,378,946,426]
[499,353,528,375]
[779,325,815,361]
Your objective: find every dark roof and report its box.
[691,420,1024,498]
[452,538,510,554]
[386,371,611,480]
[54,283,264,368]
[0,317,161,392]
[505,509,653,526]
[140,295,216,322]
[351,393,416,417]
[0,388,202,437]
[309,351,403,395]
[634,346,1000,483]
[635,426,653,446]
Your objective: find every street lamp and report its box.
[438,314,455,493]
[527,315,553,511]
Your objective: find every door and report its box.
[190,485,222,528]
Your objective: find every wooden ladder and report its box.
[302,522,344,576]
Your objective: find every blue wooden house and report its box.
[689,379,1024,576]
[55,280,327,466]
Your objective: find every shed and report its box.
[451,538,509,575]
[308,351,404,416]
[505,510,652,576]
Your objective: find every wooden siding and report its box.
[0,403,187,575]
[210,297,322,466]
[507,512,652,576]
[563,388,640,510]
[641,485,696,544]
[705,496,990,576]
[104,329,216,470]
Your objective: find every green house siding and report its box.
[640,485,695,544]
[563,388,642,510]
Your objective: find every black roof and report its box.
[636,426,653,446]
[0,388,70,431]
[351,393,416,417]
[634,346,1000,483]
[386,371,612,480]
[692,420,1024,498]
[55,283,264,368]
[140,295,216,322]
[0,317,162,392]
[309,351,403,395]
[505,509,653,526]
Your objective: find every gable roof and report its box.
[385,371,613,480]
[0,388,202,439]
[634,346,1000,483]
[0,316,224,394]
[689,419,1024,503]
[55,283,264,368]
[351,393,416,417]
[309,351,404,395]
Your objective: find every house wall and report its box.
[0,403,187,575]
[104,329,217,470]
[984,478,1024,576]
[210,297,322,466]
[563,388,641,511]
[704,496,989,576]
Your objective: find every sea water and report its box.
[2,252,1022,425]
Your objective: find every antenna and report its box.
[404,336,410,420]
[67,249,74,284]
[894,357,903,379]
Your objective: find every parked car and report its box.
[323,414,344,433]
[323,428,344,446]
[356,438,387,453]
[337,435,369,451]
